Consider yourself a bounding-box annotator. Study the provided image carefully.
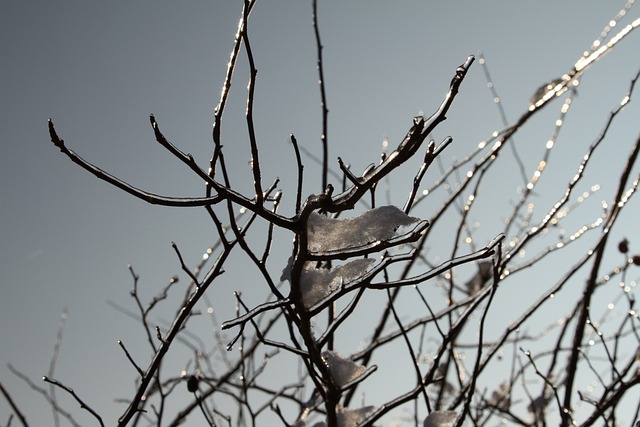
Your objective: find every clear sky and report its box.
[2,1,639,425]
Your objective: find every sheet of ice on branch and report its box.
[423,410,457,427]
[322,350,369,389]
[307,206,428,258]
[298,258,376,309]
[311,405,378,427]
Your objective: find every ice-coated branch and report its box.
[312,0,329,191]
[48,119,222,207]
[478,53,528,186]
[455,254,500,427]
[386,287,430,409]
[577,348,640,426]
[241,0,264,206]
[208,0,256,181]
[290,134,305,213]
[117,236,237,425]
[404,138,450,213]
[128,265,160,352]
[149,115,211,183]
[166,312,288,426]
[299,55,475,217]
[34,0,640,424]
[529,16,639,112]
[118,340,144,377]
[504,67,640,268]
[365,271,499,425]
[8,364,82,427]
[368,234,503,290]
[171,242,201,288]
[221,298,290,331]
[50,116,298,230]
[337,156,360,186]
[562,133,640,422]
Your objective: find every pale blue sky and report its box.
[2,1,639,425]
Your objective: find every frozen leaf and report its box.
[423,410,457,427]
[527,377,554,420]
[299,258,376,309]
[488,382,510,411]
[529,77,565,106]
[336,406,377,427]
[323,350,368,389]
[464,260,493,294]
[280,254,294,283]
[527,391,552,421]
[307,206,428,258]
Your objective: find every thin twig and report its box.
[312,0,329,191]
[562,133,640,422]
[118,340,144,377]
[42,377,104,427]
[48,308,68,427]
[48,120,221,207]
[0,382,29,427]
[172,242,202,287]
[242,0,264,205]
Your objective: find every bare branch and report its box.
[312,0,329,191]
[48,120,222,207]
[0,382,29,427]
[42,377,104,427]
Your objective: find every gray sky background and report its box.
[2,1,640,425]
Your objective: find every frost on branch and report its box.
[306,205,429,259]
[423,410,457,427]
[295,258,377,309]
[322,350,369,389]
